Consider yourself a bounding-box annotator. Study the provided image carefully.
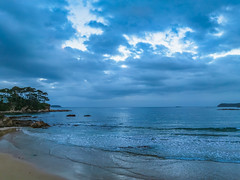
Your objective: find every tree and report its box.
[0,86,50,111]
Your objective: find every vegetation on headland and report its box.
[0,86,50,112]
[0,87,71,129]
[217,103,240,108]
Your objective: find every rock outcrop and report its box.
[0,115,50,128]
[30,121,50,128]
[66,114,76,117]
[84,115,91,117]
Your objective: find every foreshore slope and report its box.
[0,153,65,180]
[0,127,65,180]
[0,127,17,137]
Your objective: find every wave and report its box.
[174,127,240,132]
[106,147,240,164]
[173,133,230,137]
[20,128,240,164]
[56,123,240,133]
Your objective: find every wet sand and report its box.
[0,128,64,180]
[0,127,18,137]
[0,153,65,180]
[1,128,240,179]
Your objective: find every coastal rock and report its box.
[0,119,33,127]
[84,115,91,117]
[67,114,76,117]
[6,119,14,126]
[10,120,33,127]
[0,115,50,128]
[8,116,32,119]
[31,121,50,128]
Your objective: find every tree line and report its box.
[0,86,50,111]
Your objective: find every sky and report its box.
[1,0,240,107]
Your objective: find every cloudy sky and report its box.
[1,0,240,107]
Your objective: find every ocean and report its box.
[1,107,240,179]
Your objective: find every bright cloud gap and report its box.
[62,0,107,51]
[105,27,198,62]
[209,48,240,59]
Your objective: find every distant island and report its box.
[217,103,240,108]
[0,86,50,112]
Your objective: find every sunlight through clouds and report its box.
[62,0,107,51]
[209,48,240,59]
[123,27,198,57]
[37,78,58,89]
[109,45,131,62]
[210,14,227,25]
[120,64,128,68]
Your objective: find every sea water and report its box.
[1,107,240,179]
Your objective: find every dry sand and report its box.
[0,153,65,180]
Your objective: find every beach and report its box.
[1,132,240,180]
[1,0,240,178]
[0,128,64,180]
[0,127,17,137]
[1,107,240,179]
[0,153,64,180]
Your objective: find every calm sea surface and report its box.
[23,107,240,163]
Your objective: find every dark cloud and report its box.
[85,31,127,54]
[1,0,240,106]
[0,0,75,81]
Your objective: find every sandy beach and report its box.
[2,108,240,180]
[0,128,64,180]
[1,128,240,180]
[0,153,64,180]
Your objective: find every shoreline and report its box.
[0,109,70,129]
[0,109,71,114]
[0,152,65,180]
[0,127,18,137]
[2,128,240,179]
[0,128,65,180]
[2,107,240,179]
